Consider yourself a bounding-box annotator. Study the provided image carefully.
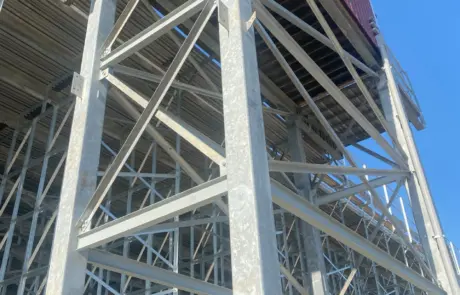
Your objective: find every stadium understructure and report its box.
[0,0,459,294]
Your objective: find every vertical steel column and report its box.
[383,234,400,295]
[0,121,36,289]
[366,228,383,295]
[212,204,219,285]
[218,0,281,293]
[287,117,328,295]
[399,194,413,243]
[190,209,195,283]
[294,219,309,287]
[172,93,181,294]
[102,188,112,295]
[219,221,225,286]
[0,130,18,205]
[383,185,393,215]
[377,33,459,294]
[146,146,155,295]
[17,106,58,295]
[280,213,293,295]
[325,237,338,293]
[120,152,134,293]
[45,0,115,293]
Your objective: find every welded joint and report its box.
[219,160,227,175]
[99,68,112,81]
[80,219,92,233]
[101,47,111,59]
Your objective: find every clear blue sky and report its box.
[371,0,460,246]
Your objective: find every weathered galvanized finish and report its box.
[0,0,454,294]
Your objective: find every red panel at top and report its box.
[341,0,376,44]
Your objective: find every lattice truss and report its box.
[0,0,459,294]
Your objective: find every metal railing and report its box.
[384,43,425,126]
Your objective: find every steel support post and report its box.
[0,130,18,205]
[45,0,115,293]
[17,106,58,295]
[291,220,306,286]
[171,94,181,295]
[218,0,282,293]
[364,220,384,295]
[0,121,36,290]
[145,145,156,295]
[279,213,293,295]
[377,32,460,294]
[121,152,134,292]
[383,234,401,295]
[287,117,328,294]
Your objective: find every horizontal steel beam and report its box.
[87,250,232,295]
[268,160,410,177]
[316,175,401,205]
[96,171,175,178]
[113,65,222,100]
[77,176,227,249]
[269,179,445,294]
[139,216,229,234]
[0,266,47,286]
[100,0,205,68]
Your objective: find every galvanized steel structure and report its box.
[0,0,459,294]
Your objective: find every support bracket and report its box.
[218,0,234,32]
[70,72,85,98]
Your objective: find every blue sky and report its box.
[370,0,460,246]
